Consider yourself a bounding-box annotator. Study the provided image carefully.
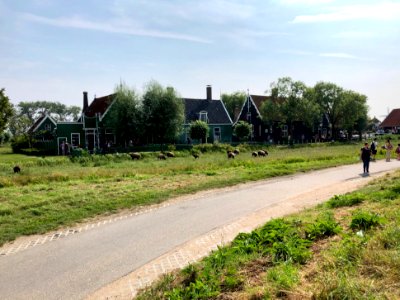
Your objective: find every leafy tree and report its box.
[105,83,141,146]
[234,121,252,141]
[189,120,209,143]
[0,88,14,135]
[141,81,184,145]
[17,101,80,124]
[261,77,320,135]
[340,90,368,139]
[221,91,246,121]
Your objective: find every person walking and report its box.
[370,138,377,161]
[396,143,400,161]
[385,139,393,162]
[360,142,371,174]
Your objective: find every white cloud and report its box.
[292,2,400,23]
[279,0,334,5]
[319,52,358,59]
[333,31,377,39]
[21,13,211,43]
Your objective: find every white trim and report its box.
[99,99,116,122]
[218,99,233,124]
[57,121,83,125]
[233,95,263,125]
[32,114,57,132]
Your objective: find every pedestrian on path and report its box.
[370,138,377,161]
[385,138,393,162]
[360,142,371,174]
[396,143,400,161]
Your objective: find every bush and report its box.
[350,210,383,231]
[11,135,31,153]
[326,193,364,208]
[305,212,342,240]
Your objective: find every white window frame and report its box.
[199,111,208,123]
[213,127,221,142]
[71,133,80,148]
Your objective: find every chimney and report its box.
[83,91,88,112]
[206,85,212,100]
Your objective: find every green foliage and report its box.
[221,91,246,121]
[188,120,209,142]
[0,88,14,134]
[141,81,184,144]
[233,121,252,141]
[10,135,31,153]
[192,142,231,153]
[305,212,342,240]
[326,193,364,208]
[266,262,299,291]
[350,210,383,231]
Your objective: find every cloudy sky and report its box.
[1,0,399,119]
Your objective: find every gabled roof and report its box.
[234,94,271,124]
[380,108,400,128]
[84,94,115,118]
[28,114,57,133]
[183,98,232,124]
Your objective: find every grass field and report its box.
[0,142,385,246]
[136,169,400,299]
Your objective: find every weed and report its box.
[305,212,342,240]
[350,210,384,231]
[326,193,364,208]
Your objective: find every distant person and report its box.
[385,138,393,162]
[396,143,400,161]
[370,138,377,161]
[360,142,371,174]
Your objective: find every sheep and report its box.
[252,151,258,157]
[192,153,200,159]
[258,150,266,157]
[233,149,240,155]
[166,151,175,158]
[227,151,236,159]
[158,153,167,160]
[263,149,269,156]
[13,165,21,173]
[129,152,141,160]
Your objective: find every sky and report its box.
[1,0,399,120]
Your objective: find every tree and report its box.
[233,121,252,141]
[105,83,141,146]
[221,91,246,121]
[141,81,185,145]
[188,120,209,143]
[340,90,368,139]
[0,88,14,135]
[261,77,320,135]
[17,101,80,124]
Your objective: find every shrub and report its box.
[11,135,31,153]
[326,193,364,208]
[305,212,342,240]
[350,210,383,231]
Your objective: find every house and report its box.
[379,108,400,134]
[29,92,116,154]
[235,94,327,143]
[180,85,233,143]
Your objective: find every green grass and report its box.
[136,170,400,300]
[0,142,383,246]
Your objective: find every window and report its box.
[45,124,51,131]
[71,133,80,147]
[247,112,251,122]
[199,111,208,122]
[282,125,288,137]
[214,127,221,142]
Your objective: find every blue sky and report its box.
[1,0,399,119]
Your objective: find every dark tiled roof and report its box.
[250,95,271,110]
[28,114,56,133]
[84,94,115,117]
[183,98,232,124]
[380,108,400,127]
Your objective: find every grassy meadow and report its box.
[136,169,400,299]
[0,142,385,246]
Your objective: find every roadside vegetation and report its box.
[0,142,381,246]
[136,169,400,299]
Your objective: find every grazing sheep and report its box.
[263,149,269,156]
[233,149,240,155]
[252,152,258,157]
[129,152,141,160]
[258,150,266,157]
[158,153,167,160]
[227,151,236,159]
[166,151,175,158]
[192,153,200,159]
[13,165,21,173]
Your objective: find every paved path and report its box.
[0,160,399,300]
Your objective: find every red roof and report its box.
[84,94,115,117]
[380,108,400,128]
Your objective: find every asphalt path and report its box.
[1,160,399,299]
